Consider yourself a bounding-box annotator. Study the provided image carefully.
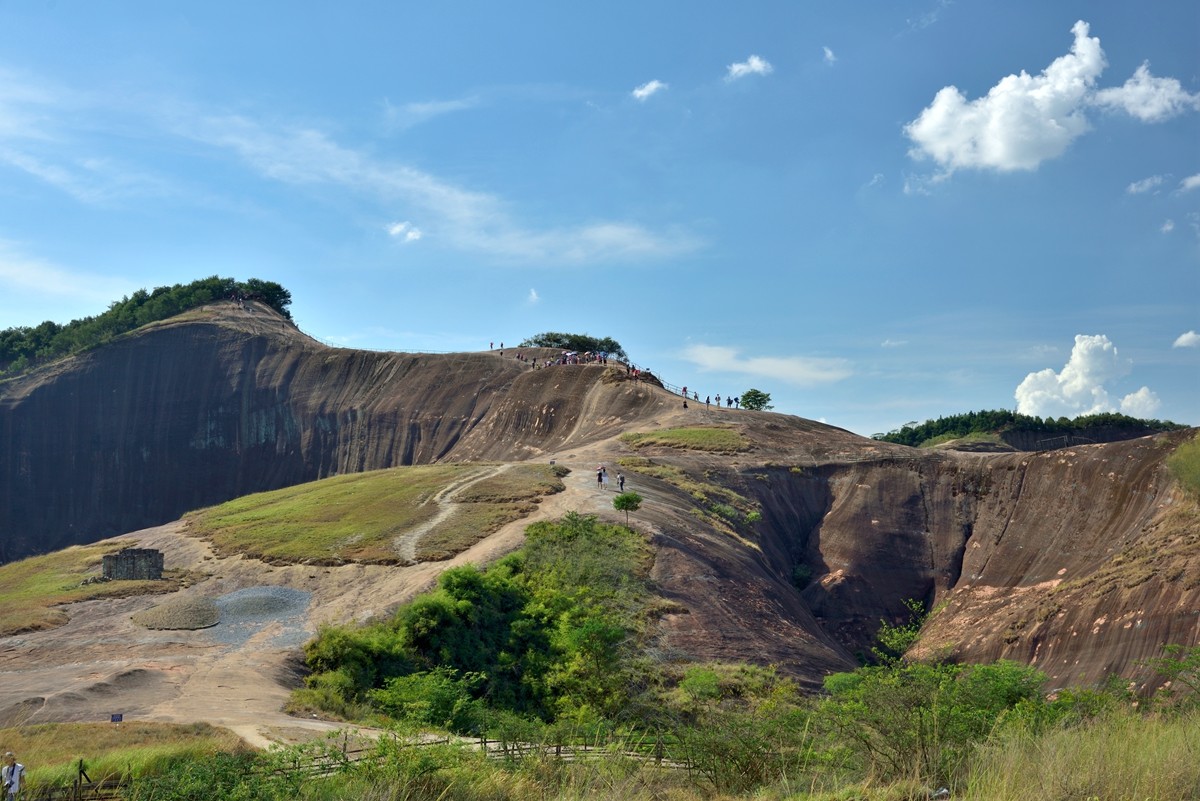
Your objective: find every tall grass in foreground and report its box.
[963,709,1200,800]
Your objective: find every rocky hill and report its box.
[0,301,1196,694]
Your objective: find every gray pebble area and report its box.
[131,585,312,648]
[210,586,312,648]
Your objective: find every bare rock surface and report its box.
[0,301,1196,745]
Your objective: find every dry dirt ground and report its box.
[0,409,690,749]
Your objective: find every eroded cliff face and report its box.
[0,304,667,559]
[741,434,1198,688]
[1,302,1195,690]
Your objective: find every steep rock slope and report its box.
[1,302,1195,690]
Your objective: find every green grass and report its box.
[1167,432,1200,497]
[187,464,482,563]
[2,721,247,788]
[963,709,1200,800]
[416,464,568,560]
[0,544,189,636]
[620,427,750,453]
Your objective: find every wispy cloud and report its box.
[527,288,540,304]
[383,96,479,131]
[1127,175,1164,194]
[1161,219,1175,233]
[0,240,132,304]
[681,343,851,386]
[725,55,773,82]
[184,114,701,264]
[631,79,668,102]
[907,0,953,31]
[906,21,1199,177]
[881,339,907,348]
[822,47,837,65]
[1180,174,1200,192]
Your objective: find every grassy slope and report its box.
[187,463,566,564]
[620,426,750,453]
[0,544,187,636]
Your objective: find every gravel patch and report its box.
[210,586,312,648]
[131,597,220,630]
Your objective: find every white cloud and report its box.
[726,55,773,82]
[1161,219,1175,233]
[1014,334,1154,418]
[823,47,837,65]
[1119,386,1161,418]
[906,21,1103,173]
[681,343,851,386]
[186,115,700,264]
[0,240,132,304]
[1091,62,1200,122]
[386,220,422,242]
[383,96,479,130]
[527,288,540,304]
[1180,174,1200,192]
[1127,175,1164,194]
[881,339,907,348]
[631,80,668,102]
[906,21,1200,177]
[1173,330,1200,348]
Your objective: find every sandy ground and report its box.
[0,415,684,749]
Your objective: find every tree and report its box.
[518,331,627,360]
[612,492,643,526]
[739,389,773,411]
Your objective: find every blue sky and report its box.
[0,1,1196,437]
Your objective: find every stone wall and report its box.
[102,548,164,580]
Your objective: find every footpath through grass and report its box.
[188,463,566,564]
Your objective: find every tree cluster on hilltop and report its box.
[518,331,627,360]
[873,409,1186,448]
[0,276,291,377]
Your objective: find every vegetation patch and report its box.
[1,721,247,790]
[0,544,190,636]
[620,426,749,453]
[1167,432,1200,497]
[187,464,481,564]
[618,456,760,537]
[874,409,1184,448]
[414,464,569,560]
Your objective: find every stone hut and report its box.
[102,548,164,581]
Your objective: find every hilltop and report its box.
[0,299,1196,743]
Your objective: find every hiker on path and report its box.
[3,752,24,801]
[617,473,625,492]
[597,467,604,488]
[705,396,710,409]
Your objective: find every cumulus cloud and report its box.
[681,343,851,386]
[1119,386,1161,418]
[823,47,837,65]
[631,79,668,101]
[1181,174,1200,192]
[1091,62,1200,122]
[1173,330,1200,348]
[386,220,422,242]
[1014,334,1160,419]
[906,21,1199,176]
[1127,175,1164,194]
[726,55,773,82]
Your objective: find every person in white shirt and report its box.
[1,752,23,800]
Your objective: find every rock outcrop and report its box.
[1,301,1195,689]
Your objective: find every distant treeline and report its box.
[873,409,1186,448]
[0,276,291,377]
[518,331,627,360]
